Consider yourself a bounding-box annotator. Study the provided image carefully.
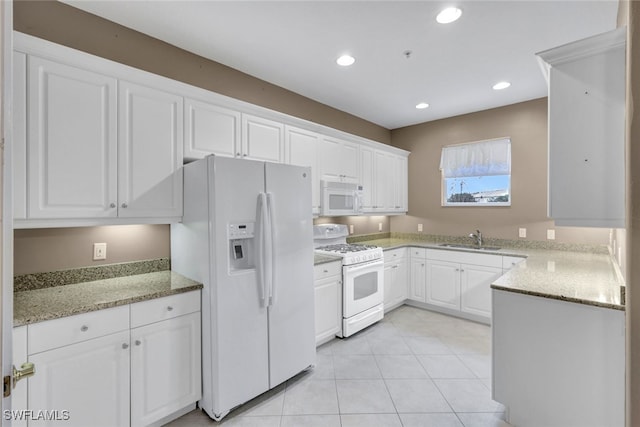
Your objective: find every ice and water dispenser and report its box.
[228,222,255,272]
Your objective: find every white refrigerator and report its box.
[171,155,316,421]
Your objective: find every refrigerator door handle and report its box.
[256,192,269,307]
[266,192,277,306]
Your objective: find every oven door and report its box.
[343,259,384,318]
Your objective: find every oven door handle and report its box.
[343,259,384,274]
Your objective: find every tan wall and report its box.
[13,0,391,145]
[389,98,610,245]
[13,225,171,275]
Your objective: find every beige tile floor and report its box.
[165,305,512,427]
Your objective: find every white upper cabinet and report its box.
[118,81,183,218]
[537,27,626,228]
[242,114,284,163]
[318,136,359,183]
[285,125,321,214]
[184,97,241,161]
[359,146,408,214]
[26,56,118,219]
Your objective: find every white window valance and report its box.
[439,137,511,178]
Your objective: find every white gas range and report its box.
[314,224,384,337]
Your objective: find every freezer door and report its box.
[208,156,270,416]
[265,162,316,387]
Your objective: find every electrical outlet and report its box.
[93,243,107,260]
[418,224,423,232]
[349,225,354,234]
[519,228,527,238]
[547,229,556,240]
[378,223,382,232]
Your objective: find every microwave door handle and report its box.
[354,191,361,214]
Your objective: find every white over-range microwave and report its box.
[321,180,363,216]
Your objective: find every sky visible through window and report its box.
[445,175,510,203]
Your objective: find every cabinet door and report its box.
[28,330,130,427]
[373,150,392,211]
[130,312,201,427]
[460,264,502,319]
[13,52,27,219]
[359,146,375,211]
[184,97,240,160]
[118,81,183,218]
[425,260,460,310]
[385,259,408,311]
[27,56,118,219]
[242,114,284,162]
[319,137,359,183]
[409,258,426,302]
[314,275,342,345]
[393,155,408,212]
[286,126,320,214]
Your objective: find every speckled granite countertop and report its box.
[314,253,342,265]
[14,260,202,326]
[350,235,625,311]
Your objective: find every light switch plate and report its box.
[519,228,527,238]
[349,225,354,234]
[418,224,423,232]
[378,223,383,231]
[93,243,107,260]
[547,229,556,240]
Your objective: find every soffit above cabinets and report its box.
[60,1,619,129]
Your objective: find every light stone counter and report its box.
[352,235,624,311]
[14,263,202,326]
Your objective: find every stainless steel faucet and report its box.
[469,229,483,248]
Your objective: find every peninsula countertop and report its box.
[14,268,203,327]
[353,236,624,311]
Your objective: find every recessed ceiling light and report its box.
[493,81,511,90]
[336,55,355,66]
[436,7,462,24]
[416,102,430,109]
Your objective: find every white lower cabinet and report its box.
[383,248,408,312]
[29,330,131,427]
[406,248,506,323]
[314,261,342,345]
[17,291,201,427]
[12,326,28,427]
[131,312,201,427]
[409,248,427,302]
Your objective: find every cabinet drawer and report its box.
[130,291,201,328]
[384,248,406,263]
[28,305,129,355]
[314,261,342,282]
[410,247,427,259]
[426,248,503,268]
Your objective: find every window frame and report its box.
[440,137,512,207]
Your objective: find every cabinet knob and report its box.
[323,269,328,273]
[167,306,174,311]
[460,269,464,272]
[80,325,88,332]
[110,203,116,208]
[456,268,460,272]
[243,153,248,157]
[236,152,241,157]
[122,343,129,350]
[392,265,399,269]
[121,203,128,208]
[135,340,141,346]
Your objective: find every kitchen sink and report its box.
[438,243,501,251]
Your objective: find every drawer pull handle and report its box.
[122,343,129,350]
[323,269,329,273]
[135,340,141,346]
[80,325,88,332]
[167,306,174,311]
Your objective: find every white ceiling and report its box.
[62,0,619,129]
